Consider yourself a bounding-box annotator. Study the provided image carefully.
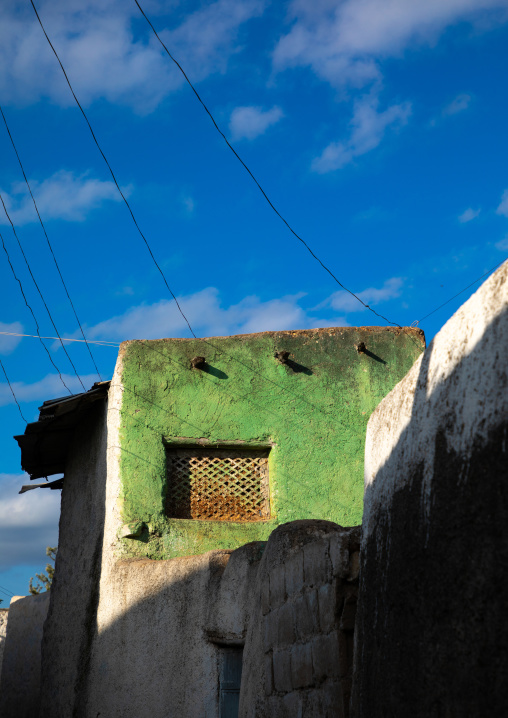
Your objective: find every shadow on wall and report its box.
[353,297,508,717]
[82,550,244,718]
[40,520,360,718]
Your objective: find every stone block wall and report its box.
[240,520,360,718]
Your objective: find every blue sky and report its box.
[1,0,508,600]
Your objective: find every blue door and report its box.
[219,647,243,718]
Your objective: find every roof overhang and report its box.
[14,380,110,480]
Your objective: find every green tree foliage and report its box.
[29,546,57,595]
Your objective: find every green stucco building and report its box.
[117,326,424,559]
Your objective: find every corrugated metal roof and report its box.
[14,380,110,480]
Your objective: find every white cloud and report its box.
[0,321,24,355]
[0,170,123,225]
[161,0,266,83]
[0,0,265,112]
[273,0,508,90]
[497,189,508,217]
[495,236,508,251]
[79,287,347,343]
[322,277,404,313]
[458,207,481,223]
[443,93,472,116]
[182,196,195,214]
[0,473,60,571]
[229,105,284,141]
[0,373,98,407]
[312,95,411,173]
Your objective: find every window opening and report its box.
[219,646,243,718]
[165,447,270,521]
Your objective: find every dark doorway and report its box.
[219,646,243,718]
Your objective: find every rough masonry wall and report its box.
[0,593,49,718]
[38,402,108,718]
[116,327,422,559]
[352,260,508,717]
[239,520,360,718]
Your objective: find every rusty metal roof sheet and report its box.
[14,380,110,480]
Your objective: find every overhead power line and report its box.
[29,0,196,341]
[0,330,119,347]
[135,0,508,345]
[133,0,409,334]
[0,105,102,381]
[0,358,27,423]
[413,258,507,326]
[0,583,15,597]
[0,227,71,393]
[30,0,420,353]
[0,194,85,391]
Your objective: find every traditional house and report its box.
[10,326,422,718]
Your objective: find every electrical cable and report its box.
[0,358,27,423]
[0,583,15,596]
[0,193,85,390]
[0,227,71,393]
[0,331,119,347]
[133,0,415,339]
[413,258,507,326]
[135,0,508,348]
[29,0,421,354]
[29,0,196,341]
[0,105,102,381]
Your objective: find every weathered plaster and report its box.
[0,608,8,679]
[116,327,422,559]
[85,545,264,718]
[352,260,508,717]
[38,401,108,718]
[0,593,49,718]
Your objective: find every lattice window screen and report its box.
[165,447,270,521]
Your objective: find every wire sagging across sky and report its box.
[30,0,197,342]
[133,0,412,335]
[29,0,421,353]
[0,358,27,423]
[0,193,84,391]
[0,105,102,382]
[0,226,72,394]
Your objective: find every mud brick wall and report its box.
[240,520,360,718]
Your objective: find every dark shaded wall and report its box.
[38,402,108,718]
[352,261,508,717]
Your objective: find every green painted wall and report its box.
[118,327,424,559]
